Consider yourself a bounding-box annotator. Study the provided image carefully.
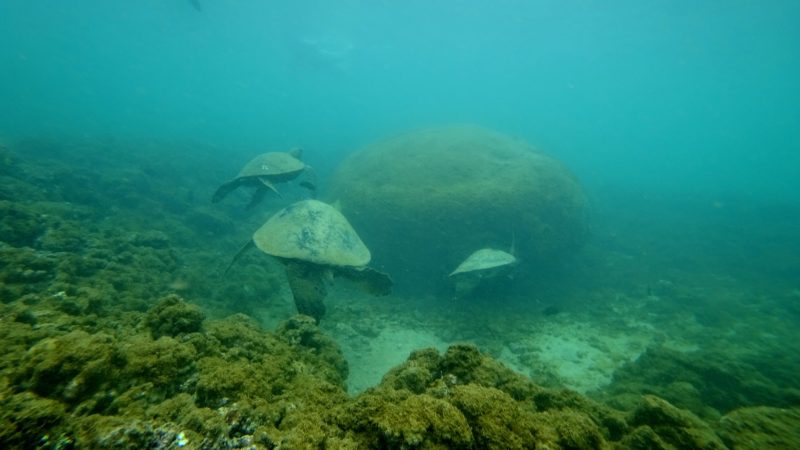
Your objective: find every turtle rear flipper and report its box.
[212,179,241,203]
[298,166,318,198]
[246,187,268,210]
[299,181,317,198]
[224,240,256,274]
[285,260,327,322]
[337,266,392,296]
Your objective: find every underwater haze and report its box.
[2,1,800,448]
[2,0,799,195]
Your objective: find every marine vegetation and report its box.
[1,138,798,449]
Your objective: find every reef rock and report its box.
[717,406,800,449]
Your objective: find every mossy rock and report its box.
[372,393,473,448]
[717,406,800,449]
[328,125,587,292]
[348,344,622,449]
[0,201,46,248]
[15,330,123,405]
[122,334,198,390]
[628,395,727,449]
[144,294,205,339]
[449,384,538,449]
[0,391,69,448]
[275,315,349,386]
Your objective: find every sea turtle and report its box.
[212,148,316,209]
[449,248,517,298]
[227,199,392,321]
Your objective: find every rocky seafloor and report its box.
[1,138,799,449]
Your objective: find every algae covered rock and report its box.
[0,201,46,248]
[373,393,474,448]
[276,314,349,385]
[627,394,727,449]
[598,346,795,421]
[449,384,539,449]
[717,406,800,449]
[328,125,588,292]
[145,294,205,339]
[347,343,620,450]
[0,390,69,448]
[15,330,123,405]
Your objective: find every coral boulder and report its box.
[328,125,588,293]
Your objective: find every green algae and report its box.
[145,294,205,339]
[0,388,68,448]
[0,295,349,448]
[449,384,539,449]
[0,201,46,248]
[626,395,726,449]
[372,393,474,448]
[717,406,800,449]
[0,292,794,449]
[17,330,123,405]
[345,344,619,449]
[596,345,800,421]
[2,286,750,450]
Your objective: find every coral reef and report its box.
[0,294,350,448]
[1,137,798,449]
[623,395,726,449]
[717,406,800,449]
[5,285,765,450]
[596,346,800,421]
[343,344,621,449]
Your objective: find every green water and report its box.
[1,1,799,448]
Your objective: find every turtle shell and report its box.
[237,150,305,178]
[253,200,370,267]
[449,248,516,276]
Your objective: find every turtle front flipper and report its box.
[258,177,281,196]
[212,179,241,203]
[336,266,393,296]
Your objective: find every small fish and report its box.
[189,0,202,12]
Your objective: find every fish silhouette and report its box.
[189,0,202,12]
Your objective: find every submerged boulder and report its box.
[328,125,588,293]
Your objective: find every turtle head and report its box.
[288,147,303,159]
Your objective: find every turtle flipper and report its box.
[212,179,241,203]
[336,266,393,296]
[285,260,327,322]
[258,177,281,197]
[224,240,256,274]
[288,147,303,159]
[298,166,318,199]
[246,187,268,210]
